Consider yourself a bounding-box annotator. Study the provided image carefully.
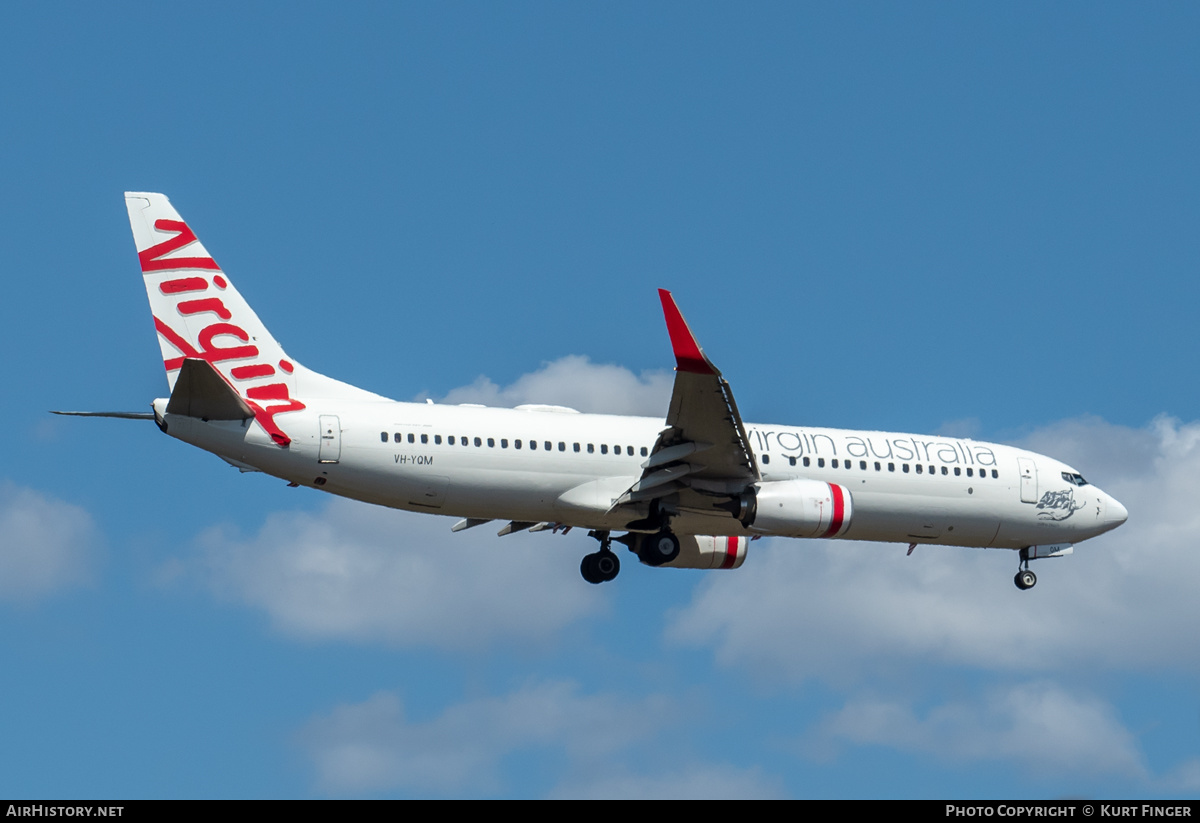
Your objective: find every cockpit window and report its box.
[1061,471,1089,486]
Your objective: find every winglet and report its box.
[658,289,719,375]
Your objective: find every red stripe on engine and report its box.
[820,485,845,538]
[721,536,738,569]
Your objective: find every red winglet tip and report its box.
[658,289,717,375]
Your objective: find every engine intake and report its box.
[642,534,748,570]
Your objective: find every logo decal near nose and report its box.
[1036,488,1086,521]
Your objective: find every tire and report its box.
[640,531,680,567]
[581,553,602,584]
[595,551,620,582]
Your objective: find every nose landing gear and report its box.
[1014,547,1037,590]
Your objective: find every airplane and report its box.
[58,192,1128,591]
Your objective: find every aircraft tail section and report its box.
[125,192,382,446]
[165,359,255,421]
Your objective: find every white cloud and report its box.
[0,482,99,603]
[808,682,1148,781]
[665,415,1200,681]
[298,681,678,796]
[183,499,602,650]
[1158,757,1200,793]
[546,765,786,800]
[435,355,672,417]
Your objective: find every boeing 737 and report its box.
[60,193,1128,590]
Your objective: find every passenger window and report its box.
[640,447,648,457]
[544,441,552,451]
[788,456,797,466]
[462,436,469,447]
[966,468,973,477]
[530,440,537,450]
[487,438,495,448]
[601,444,608,455]
[992,470,998,479]
[762,454,770,465]
[449,436,456,445]
[860,461,867,470]
[888,462,895,472]
[954,467,960,476]
[474,437,482,447]
[903,464,910,473]
[515,439,522,449]
[408,433,415,444]
[626,446,633,456]
[421,434,428,444]
[380,432,388,443]
[573,443,580,453]
[832,459,839,469]
[587,444,594,453]
[874,461,881,471]
[803,457,810,467]
[817,458,825,468]
[559,442,566,452]
[941,466,947,475]
[501,439,508,448]
[435,435,442,445]
[916,464,923,474]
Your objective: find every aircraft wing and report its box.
[614,290,759,513]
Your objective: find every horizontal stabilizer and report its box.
[51,410,155,420]
[166,359,255,421]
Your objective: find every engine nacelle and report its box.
[731,479,853,538]
[647,534,749,570]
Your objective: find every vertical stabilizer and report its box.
[125,193,379,445]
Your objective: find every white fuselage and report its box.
[154,397,1127,551]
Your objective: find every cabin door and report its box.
[1017,457,1037,503]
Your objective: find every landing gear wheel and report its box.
[581,550,620,584]
[639,530,681,567]
[581,553,602,585]
[594,551,619,582]
[1014,569,1037,590]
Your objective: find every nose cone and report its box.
[1103,492,1128,531]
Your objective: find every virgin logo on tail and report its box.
[141,218,305,447]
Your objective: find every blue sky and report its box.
[2,2,1199,798]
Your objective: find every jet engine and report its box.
[641,534,748,570]
[723,479,852,538]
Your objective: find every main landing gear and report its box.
[636,530,680,567]
[1014,547,1037,590]
[579,528,683,583]
[581,531,620,585]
